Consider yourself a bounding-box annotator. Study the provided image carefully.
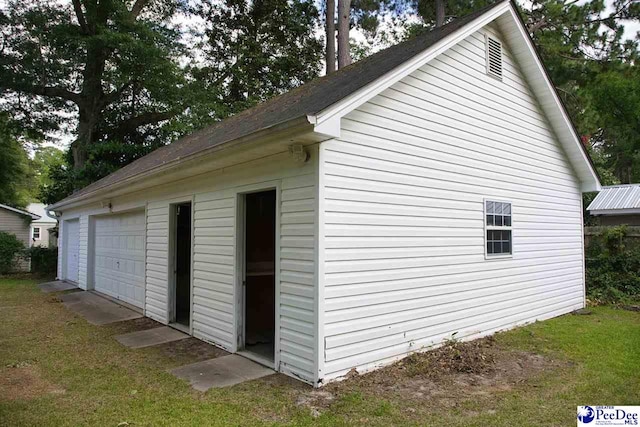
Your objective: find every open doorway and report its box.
[171,202,192,329]
[242,190,276,363]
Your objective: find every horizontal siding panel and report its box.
[325,265,582,303]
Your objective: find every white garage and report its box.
[93,210,146,308]
[63,218,80,283]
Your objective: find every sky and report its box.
[1,0,638,151]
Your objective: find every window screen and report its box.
[485,201,512,256]
[33,227,40,239]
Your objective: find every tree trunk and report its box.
[337,0,351,69]
[435,0,445,27]
[71,107,100,170]
[325,0,336,74]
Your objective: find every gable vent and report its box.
[486,35,503,80]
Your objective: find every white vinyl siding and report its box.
[318,28,584,382]
[193,192,236,350]
[278,174,317,380]
[145,202,170,323]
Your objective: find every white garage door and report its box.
[64,219,80,283]
[94,211,146,308]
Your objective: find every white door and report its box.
[93,211,146,308]
[64,219,80,283]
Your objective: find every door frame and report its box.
[167,197,195,334]
[235,182,280,370]
[62,217,80,283]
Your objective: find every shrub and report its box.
[586,225,640,304]
[28,246,58,274]
[0,231,26,274]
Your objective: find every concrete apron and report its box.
[58,289,273,390]
[60,291,142,325]
[115,326,189,349]
[39,280,78,293]
[170,355,275,391]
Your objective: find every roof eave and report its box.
[588,208,640,216]
[48,116,313,212]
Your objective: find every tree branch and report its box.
[1,82,81,104]
[130,0,148,19]
[71,0,90,34]
[111,110,177,137]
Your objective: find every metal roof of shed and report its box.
[587,184,640,212]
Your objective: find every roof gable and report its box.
[310,1,600,192]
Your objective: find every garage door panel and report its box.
[94,211,146,308]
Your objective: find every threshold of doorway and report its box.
[236,350,275,370]
[169,322,190,334]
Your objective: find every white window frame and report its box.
[32,226,41,240]
[484,198,512,260]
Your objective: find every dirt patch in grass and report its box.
[296,336,566,417]
[154,337,229,364]
[107,317,161,335]
[0,363,65,401]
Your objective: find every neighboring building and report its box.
[587,185,640,226]
[48,1,601,386]
[0,204,41,271]
[27,203,58,247]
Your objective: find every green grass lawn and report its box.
[0,277,638,426]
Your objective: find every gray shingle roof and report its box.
[54,1,506,206]
[587,185,640,212]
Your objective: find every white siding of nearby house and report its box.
[56,150,318,384]
[318,27,585,382]
[30,222,57,248]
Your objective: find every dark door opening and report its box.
[174,202,192,327]
[244,190,276,362]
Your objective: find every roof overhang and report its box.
[589,208,640,216]
[307,0,601,193]
[49,116,322,211]
[0,204,40,220]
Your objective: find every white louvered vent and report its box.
[486,35,503,80]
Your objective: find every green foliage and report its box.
[0,231,26,274]
[27,246,58,274]
[0,114,35,209]
[193,0,323,116]
[38,160,75,207]
[586,226,640,304]
[32,146,65,190]
[0,0,192,202]
[585,66,640,184]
